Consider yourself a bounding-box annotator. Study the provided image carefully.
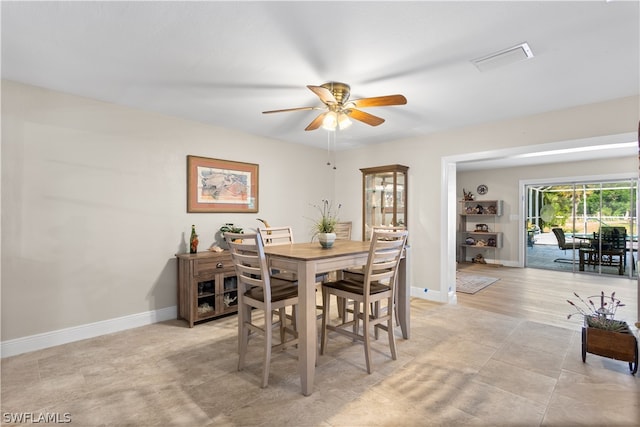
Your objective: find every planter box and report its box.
[582,323,638,374]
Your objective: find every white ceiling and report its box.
[2,1,639,167]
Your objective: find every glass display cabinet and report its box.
[361,164,408,240]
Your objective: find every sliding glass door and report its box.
[525,179,637,278]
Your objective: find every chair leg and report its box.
[262,313,273,388]
[278,307,286,344]
[387,299,397,360]
[353,301,361,342]
[320,287,330,355]
[337,296,345,319]
[362,303,373,374]
[238,306,250,371]
[372,301,379,340]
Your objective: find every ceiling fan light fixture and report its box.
[337,113,352,130]
[322,112,338,130]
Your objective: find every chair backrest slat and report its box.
[225,232,271,301]
[334,222,353,240]
[258,226,294,246]
[362,230,408,299]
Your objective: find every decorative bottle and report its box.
[190,225,199,254]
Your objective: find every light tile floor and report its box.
[2,299,639,426]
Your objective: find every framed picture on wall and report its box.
[187,155,259,213]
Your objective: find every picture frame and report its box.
[187,155,259,213]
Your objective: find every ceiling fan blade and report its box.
[346,109,385,126]
[262,106,316,114]
[305,112,328,131]
[350,94,407,108]
[307,85,337,105]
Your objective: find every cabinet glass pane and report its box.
[222,275,238,308]
[361,165,408,240]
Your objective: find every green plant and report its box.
[312,200,340,234]
[567,291,628,332]
[219,223,243,234]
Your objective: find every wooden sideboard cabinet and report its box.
[176,251,238,327]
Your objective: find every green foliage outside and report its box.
[535,184,636,233]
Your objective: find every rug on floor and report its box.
[456,272,499,294]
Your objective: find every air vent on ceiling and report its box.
[472,42,534,72]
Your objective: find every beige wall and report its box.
[2,80,638,345]
[1,81,334,341]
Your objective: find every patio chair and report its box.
[552,228,576,252]
[593,227,627,275]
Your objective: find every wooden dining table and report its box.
[263,240,410,396]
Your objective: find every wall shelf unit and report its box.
[458,199,503,263]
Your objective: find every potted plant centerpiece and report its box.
[567,291,638,374]
[313,200,340,248]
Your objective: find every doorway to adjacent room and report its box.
[525,178,638,278]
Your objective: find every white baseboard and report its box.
[411,286,448,303]
[1,306,177,358]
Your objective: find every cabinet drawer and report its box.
[194,256,235,276]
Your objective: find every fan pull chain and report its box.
[332,129,337,170]
[326,130,337,169]
[327,131,332,166]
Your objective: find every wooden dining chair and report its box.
[258,225,326,318]
[334,221,353,240]
[320,230,408,374]
[339,225,406,320]
[224,232,299,388]
[258,225,295,247]
[258,226,297,281]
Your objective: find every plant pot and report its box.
[317,232,336,248]
[581,321,638,374]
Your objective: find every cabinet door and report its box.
[218,273,239,314]
[195,276,217,321]
[361,164,408,240]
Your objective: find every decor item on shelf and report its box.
[567,291,638,374]
[475,223,489,232]
[465,237,476,245]
[487,238,497,247]
[197,302,213,314]
[472,254,487,264]
[486,205,497,214]
[475,204,484,214]
[312,199,340,248]
[223,294,237,307]
[477,184,488,195]
[462,188,474,201]
[190,225,199,254]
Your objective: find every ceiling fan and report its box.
[262,82,407,131]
